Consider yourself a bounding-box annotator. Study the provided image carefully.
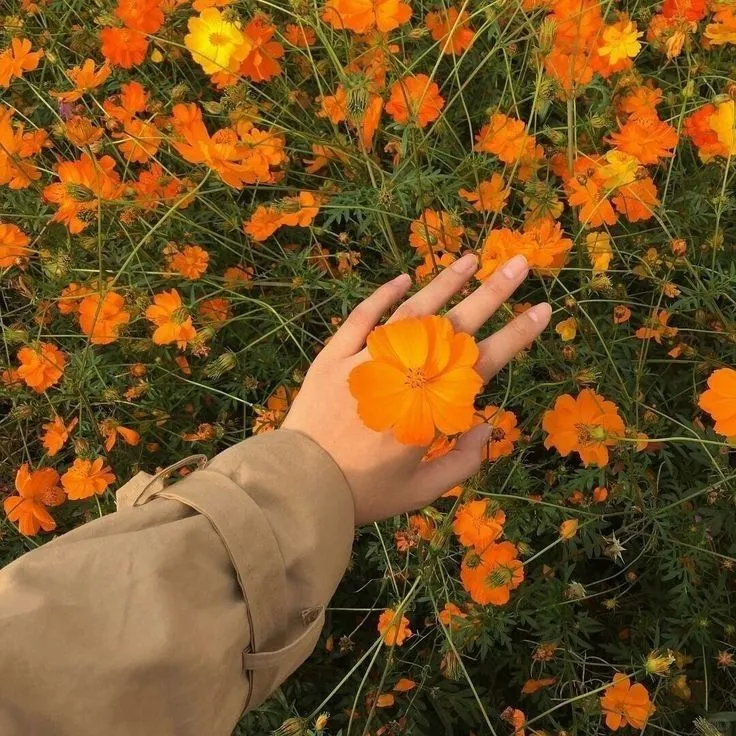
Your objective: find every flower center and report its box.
[487,565,514,588]
[209,32,229,47]
[405,368,427,389]
[491,427,506,442]
[576,423,607,445]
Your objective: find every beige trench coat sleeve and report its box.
[0,429,354,736]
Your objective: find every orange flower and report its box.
[145,289,197,348]
[171,104,286,188]
[0,222,31,268]
[0,107,43,189]
[613,305,632,324]
[385,74,445,128]
[99,27,148,69]
[42,153,122,234]
[544,48,594,97]
[238,16,284,82]
[600,674,655,731]
[53,59,111,103]
[408,513,435,541]
[458,174,509,213]
[117,118,162,163]
[415,251,456,283]
[17,342,66,393]
[0,38,43,88]
[542,389,625,467]
[377,608,412,646]
[4,465,61,536]
[244,192,322,241]
[438,602,467,629]
[477,220,573,280]
[349,315,484,445]
[284,24,316,47]
[593,486,609,502]
[616,84,663,120]
[58,282,92,315]
[199,297,231,326]
[100,419,141,452]
[662,0,706,21]
[475,113,543,180]
[167,244,210,279]
[560,518,579,540]
[252,384,298,434]
[41,415,78,456]
[409,209,464,255]
[115,0,164,33]
[64,116,105,147]
[461,541,524,605]
[477,405,521,460]
[521,677,556,695]
[426,7,475,54]
[607,115,678,165]
[611,176,659,223]
[322,0,412,34]
[61,457,116,500]
[635,310,677,343]
[78,291,131,345]
[453,499,506,550]
[224,264,255,288]
[699,368,736,437]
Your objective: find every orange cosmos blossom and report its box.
[4,465,62,536]
[115,0,164,34]
[78,291,131,345]
[607,114,679,165]
[600,674,655,731]
[284,24,316,47]
[461,541,524,605]
[377,608,412,646]
[198,297,232,327]
[42,153,122,234]
[100,419,141,452]
[0,38,43,88]
[53,59,111,103]
[426,7,475,54]
[244,191,322,241]
[635,309,677,344]
[476,405,521,460]
[145,289,197,348]
[477,219,573,280]
[542,389,625,467]
[0,222,31,268]
[236,16,284,83]
[0,107,44,190]
[475,113,543,181]
[41,415,78,456]
[171,104,286,188]
[252,384,299,434]
[61,457,116,500]
[453,499,506,551]
[166,244,210,279]
[385,74,445,128]
[348,315,484,446]
[409,208,464,255]
[99,27,148,69]
[698,368,736,438]
[438,602,468,629]
[17,342,66,393]
[322,0,412,34]
[459,174,509,213]
[316,86,383,150]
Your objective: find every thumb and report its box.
[409,423,492,507]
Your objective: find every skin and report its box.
[283,253,552,525]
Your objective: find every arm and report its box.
[0,253,550,735]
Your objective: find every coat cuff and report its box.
[158,429,354,709]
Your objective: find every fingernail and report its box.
[501,254,528,280]
[528,302,552,323]
[451,253,478,273]
[391,273,411,286]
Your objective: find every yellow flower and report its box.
[709,100,736,156]
[555,316,577,342]
[560,519,579,540]
[585,231,613,274]
[598,21,642,64]
[601,150,639,190]
[184,7,250,75]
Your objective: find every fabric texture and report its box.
[0,429,354,735]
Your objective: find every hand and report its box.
[283,253,551,525]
